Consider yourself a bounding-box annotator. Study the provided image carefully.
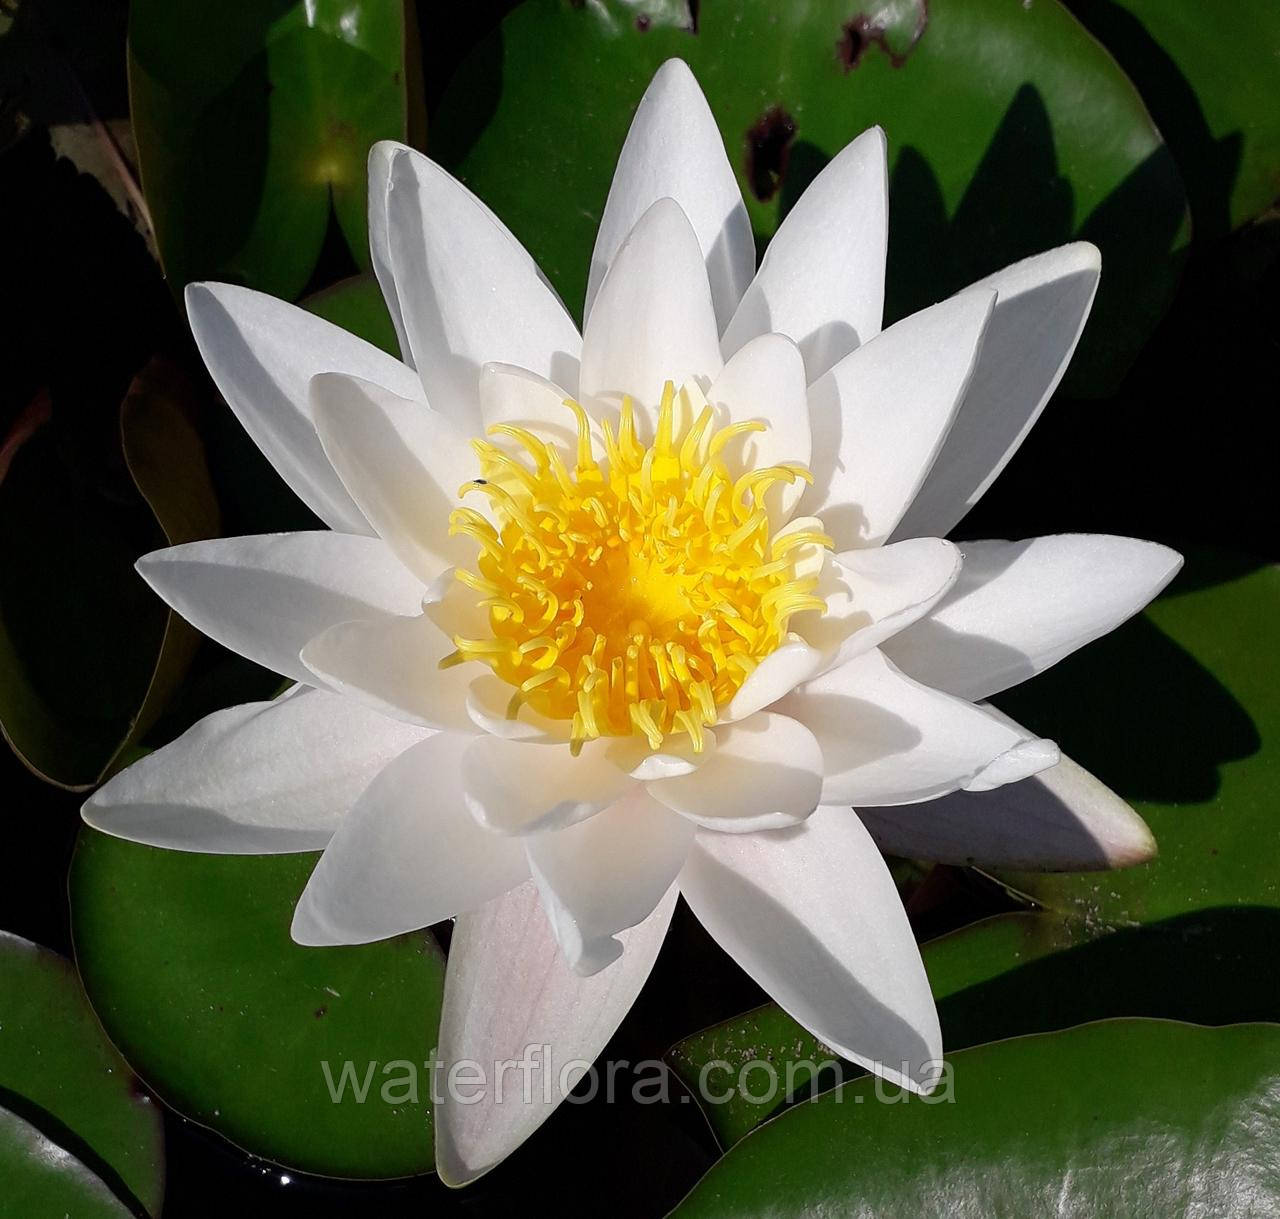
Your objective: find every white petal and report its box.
[461,736,635,833]
[603,731,716,781]
[478,362,580,452]
[721,127,888,380]
[185,282,421,533]
[679,808,942,1093]
[858,717,1156,870]
[464,673,572,744]
[802,290,996,549]
[422,568,488,641]
[580,198,723,427]
[586,58,753,333]
[724,642,826,722]
[83,688,425,853]
[291,733,528,945]
[137,532,424,686]
[435,881,677,1185]
[385,149,582,427]
[301,614,475,731]
[894,243,1102,539]
[881,535,1184,701]
[310,372,478,585]
[647,712,823,831]
[777,649,1058,806]
[707,332,811,525]
[526,787,694,974]
[797,538,963,672]
[367,142,414,364]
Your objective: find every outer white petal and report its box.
[797,538,963,673]
[859,724,1157,870]
[721,127,888,380]
[291,733,528,946]
[526,787,694,974]
[460,736,635,833]
[707,332,811,524]
[579,197,723,428]
[300,614,475,731]
[185,282,421,533]
[679,808,942,1093]
[385,149,582,427]
[585,58,753,333]
[881,535,1184,701]
[82,688,425,853]
[776,649,1058,806]
[368,142,414,365]
[725,642,826,722]
[435,881,677,1186]
[893,243,1102,540]
[647,712,823,832]
[802,290,996,549]
[310,372,478,585]
[137,532,425,686]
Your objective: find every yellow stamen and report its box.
[445,380,835,752]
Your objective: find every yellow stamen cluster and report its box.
[445,380,831,754]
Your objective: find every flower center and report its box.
[446,380,832,753]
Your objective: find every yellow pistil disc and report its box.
[446,380,832,753]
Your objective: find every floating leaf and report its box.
[70,830,446,1178]
[432,0,1189,394]
[129,0,423,300]
[0,930,164,1215]
[0,358,219,789]
[671,1021,1280,1216]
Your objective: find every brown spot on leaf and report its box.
[315,1006,327,1018]
[744,106,796,203]
[838,2,928,71]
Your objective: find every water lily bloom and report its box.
[84,60,1180,1183]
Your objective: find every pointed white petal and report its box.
[721,128,888,380]
[797,538,963,672]
[461,736,635,833]
[422,568,488,642]
[526,787,694,974]
[435,881,677,1185]
[893,243,1102,539]
[679,808,942,1093]
[707,332,811,524]
[882,535,1184,701]
[777,649,1058,806]
[586,58,753,333]
[859,715,1156,870]
[802,290,995,549]
[580,198,723,427]
[647,712,823,831]
[83,688,425,853]
[604,730,716,781]
[385,150,581,427]
[301,614,475,731]
[291,733,528,945]
[310,372,478,585]
[185,282,421,533]
[368,141,414,364]
[137,532,424,686]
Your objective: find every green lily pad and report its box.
[0,1107,135,1219]
[69,829,446,1178]
[669,550,1279,1144]
[304,272,400,359]
[0,359,219,790]
[670,1020,1280,1216]
[1068,0,1280,240]
[129,0,424,301]
[0,930,164,1215]
[432,0,1188,394]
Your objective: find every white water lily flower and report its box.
[83,59,1181,1184]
